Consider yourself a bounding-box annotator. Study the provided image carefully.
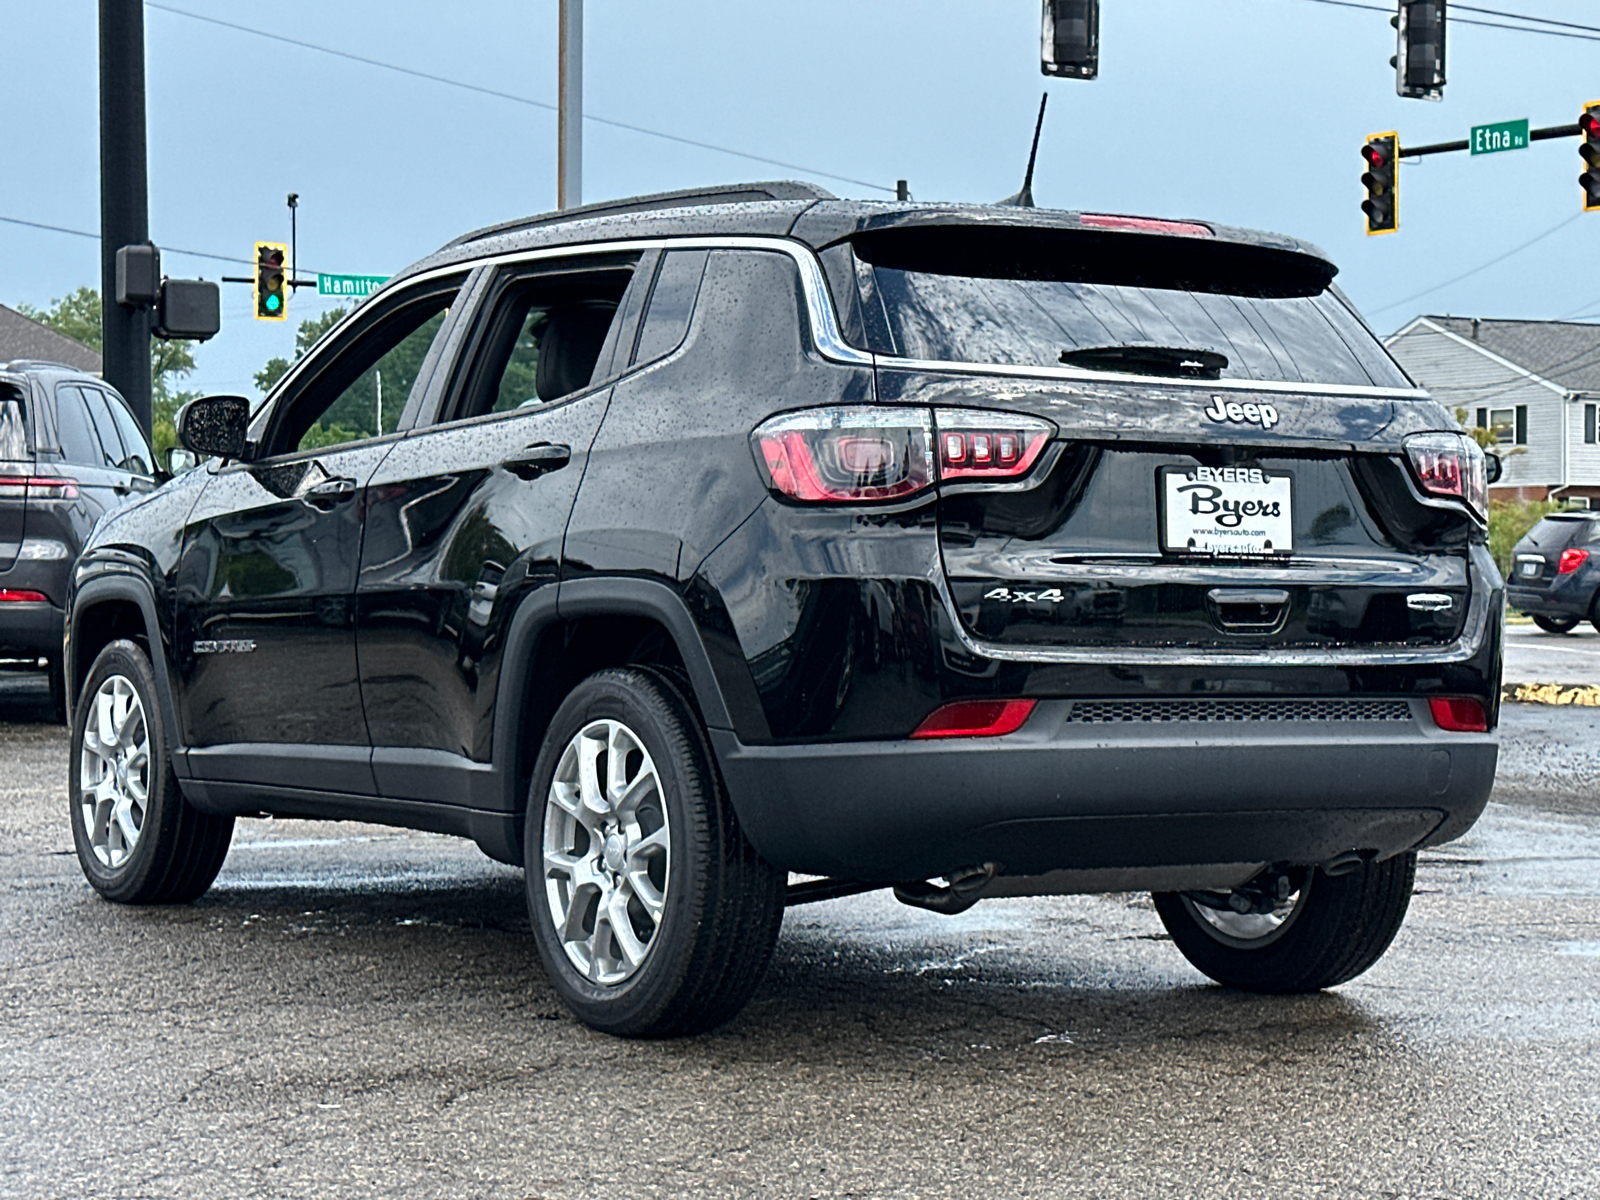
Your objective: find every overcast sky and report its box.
[6,0,1600,397]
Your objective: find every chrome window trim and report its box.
[261,234,1424,412]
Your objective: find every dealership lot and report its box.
[1,672,1596,1199]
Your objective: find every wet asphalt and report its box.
[1505,621,1600,686]
[2,669,1598,1199]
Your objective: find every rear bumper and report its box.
[712,698,1497,881]
[0,599,64,660]
[1507,577,1593,619]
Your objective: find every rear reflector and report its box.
[911,698,1037,739]
[0,476,79,501]
[1559,547,1590,574]
[0,590,49,603]
[1428,696,1488,733]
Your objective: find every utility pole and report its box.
[558,0,582,209]
[99,0,153,437]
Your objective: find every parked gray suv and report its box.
[0,360,155,717]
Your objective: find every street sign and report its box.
[1471,118,1529,156]
[317,273,388,298]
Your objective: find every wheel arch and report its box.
[489,578,737,860]
[67,576,180,751]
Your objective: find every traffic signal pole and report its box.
[558,0,582,210]
[98,0,153,438]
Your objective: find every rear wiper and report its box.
[1058,342,1229,380]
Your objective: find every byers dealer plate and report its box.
[1160,466,1293,556]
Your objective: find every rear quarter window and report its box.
[0,392,26,460]
[632,249,708,366]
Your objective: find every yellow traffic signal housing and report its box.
[1581,103,1600,212]
[254,241,289,321]
[1361,132,1399,236]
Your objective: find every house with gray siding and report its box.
[1386,316,1600,504]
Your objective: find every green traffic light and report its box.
[266,294,281,312]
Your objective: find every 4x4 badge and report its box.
[1203,396,1280,430]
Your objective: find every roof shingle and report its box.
[1424,316,1600,393]
[0,303,102,374]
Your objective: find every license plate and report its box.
[1518,559,1542,577]
[1161,466,1293,556]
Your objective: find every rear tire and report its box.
[1534,614,1580,634]
[1153,854,1416,993]
[68,639,234,904]
[1588,593,1600,636]
[524,667,786,1037]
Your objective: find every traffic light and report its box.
[1393,0,1445,101]
[1581,103,1600,212]
[1041,0,1098,80]
[1361,133,1399,235]
[254,241,288,321]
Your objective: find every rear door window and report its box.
[80,387,132,472]
[94,389,153,475]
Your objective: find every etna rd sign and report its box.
[1471,119,1530,156]
[317,273,389,298]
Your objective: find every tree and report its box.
[17,287,199,457]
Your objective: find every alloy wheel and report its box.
[541,718,671,986]
[78,674,151,870]
[1180,871,1311,949]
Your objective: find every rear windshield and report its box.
[1530,514,1600,546]
[848,227,1412,389]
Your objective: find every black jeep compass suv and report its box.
[64,182,1501,1036]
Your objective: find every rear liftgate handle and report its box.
[502,442,571,481]
[1206,587,1291,635]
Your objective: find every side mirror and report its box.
[176,395,251,460]
[166,447,199,475]
[1485,452,1503,485]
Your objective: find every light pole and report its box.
[558,0,582,209]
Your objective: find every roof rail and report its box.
[449,180,835,247]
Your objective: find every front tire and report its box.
[68,639,234,904]
[1153,854,1416,993]
[1534,614,1580,634]
[524,667,786,1037]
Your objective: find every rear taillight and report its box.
[936,410,1053,481]
[0,476,79,501]
[753,408,934,502]
[0,590,50,603]
[1428,696,1488,733]
[910,699,1036,739]
[753,407,1053,503]
[1560,547,1590,574]
[1403,432,1487,521]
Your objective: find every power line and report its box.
[144,3,896,194]
[0,212,322,275]
[1366,213,1583,318]
[1292,0,1600,42]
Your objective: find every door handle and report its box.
[502,442,571,480]
[303,477,358,509]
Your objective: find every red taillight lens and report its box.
[1428,696,1488,733]
[753,408,1055,503]
[0,476,78,501]
[753,408,934,502]
[0,589,49,603]
[910,699,1036,739]
[935,410,1052,481]
[1403,432,1487,521]
[1559,547,1590,574]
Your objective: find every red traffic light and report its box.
[1362,143,1388,167]
[1583,111,1600,138]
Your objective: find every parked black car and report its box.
[1,360,156,717]
[63,183,1501,1036]
[1507,510,1600,632]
